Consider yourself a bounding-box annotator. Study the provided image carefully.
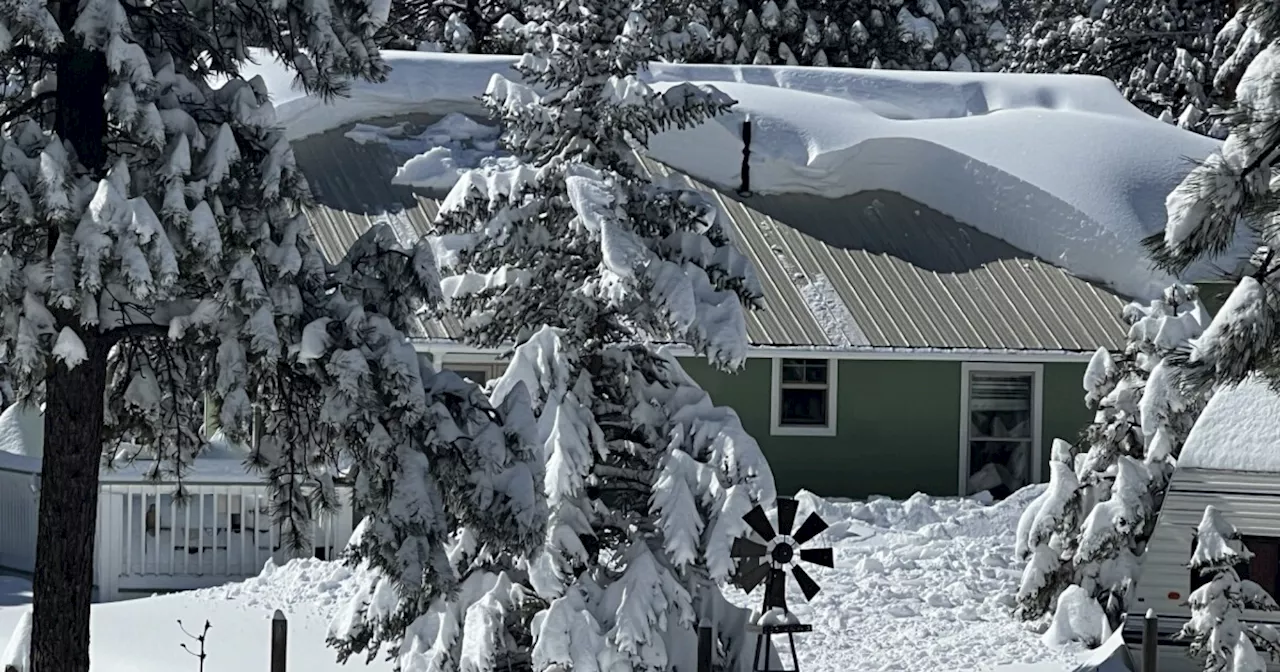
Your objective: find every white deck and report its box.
[0,459,354,600]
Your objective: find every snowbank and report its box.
[0,559,384,672]
[0,486,1086,672]
[722,485,1089,671]
[1178,376,1280,473]
[241,50,1222,299]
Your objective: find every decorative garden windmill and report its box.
[730,496,834,672]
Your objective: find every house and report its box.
[1122,376,1280,672]
[290,112,1130,501]
[245,49,1223,501]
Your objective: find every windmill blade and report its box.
[733,555,760,584]
[743,504,776,542]
[792,565,822,601]
[776,497,798,537]
[738,560,770,593]
[800,547,834,568]
[765,569,787,610]
[731,537,767,558]
[792,512,829,545]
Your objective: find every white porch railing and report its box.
[0,453,355,601]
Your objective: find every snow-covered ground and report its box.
[239,49,1227,299]
[0,487,1089,672]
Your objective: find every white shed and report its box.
[1125,376,1280,672]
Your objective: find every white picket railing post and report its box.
[0,463,353,599]
[93,486,125,601]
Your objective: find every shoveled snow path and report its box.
[725,488,1088,672]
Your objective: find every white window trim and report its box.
[958,362,1043,496]
[769,357,838,437]
[438,356,507,384]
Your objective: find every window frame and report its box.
[446,362,506,386]
[769,357,838,437]
[958,362,1044,495]
[435,353,509,387]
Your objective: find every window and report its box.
[443,361,505,386]
[960,364,1041,497]
[770,358,837,436]
[1191,536,1280,598]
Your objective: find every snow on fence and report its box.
[0,454,354,601]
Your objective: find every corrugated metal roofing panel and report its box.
[289,114,1129,352]
[721,188,1130,351]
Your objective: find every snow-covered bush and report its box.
[1042,584,1108,648]
[1180,506,1280,672]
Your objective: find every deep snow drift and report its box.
[240,49,1222,300]
[0,486,1087,672]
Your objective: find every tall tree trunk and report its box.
[29,18,111,671]
[29,333,109,672]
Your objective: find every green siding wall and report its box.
[1040,362,1093,470]
[679,356,1093,500]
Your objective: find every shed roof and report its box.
[1179,377,1280,474]
[291,114,1129,352]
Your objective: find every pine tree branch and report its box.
[0,91,55,126]
[103,323,169,346]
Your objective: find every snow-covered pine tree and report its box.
[0,5,547,672]
[1181,505,1280,672]
[1143,0,1280,392]
[1016,284,1208,628]
[376,0,536,53]
[1125,284,1212,491]
[349,0,776,668]
[1003,0,1246,137]
[327,363,547,672]
[681,0,1005,70]
[1015,439,1083,621]
[1076,284,1209,504]
[1073,455,1153,624]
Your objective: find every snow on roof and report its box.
[239,50,1224,300]
[1178,376,1280,473]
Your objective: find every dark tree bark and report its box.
[29,332,110,672]
[29,14,111,670]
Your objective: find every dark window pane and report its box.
[781,359,828,385]
[969,409,1032,439]
[1189,535,1277,596]
[780,388,828,426]
[1248,537,1279,597]
[452,368,488,385]
[781,363,805,383]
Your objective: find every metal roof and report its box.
[292,114,1129,352]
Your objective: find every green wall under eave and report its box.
[678,356,1095,500]
[1040,361,1094,471]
